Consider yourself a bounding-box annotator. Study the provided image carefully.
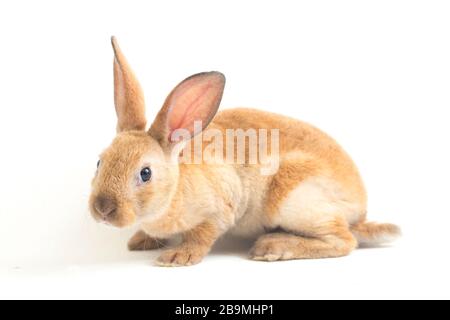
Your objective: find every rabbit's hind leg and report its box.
[249,217,357,261]
[256,166,364,261]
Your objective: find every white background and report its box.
[0,0,449,300]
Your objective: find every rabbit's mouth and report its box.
[89,194,136,228]
[92,209,136,228]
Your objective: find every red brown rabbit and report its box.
[89,37,400,267]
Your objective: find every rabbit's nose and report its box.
[94,195,117,219]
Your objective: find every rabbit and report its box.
[89,37,401,267]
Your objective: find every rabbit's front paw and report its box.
[156,246,206,267]
[128,231,165,251]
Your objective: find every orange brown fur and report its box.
[212,108,367,211]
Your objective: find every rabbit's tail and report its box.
[351,221,401,246]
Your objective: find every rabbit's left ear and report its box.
[149,72,225,149]
[111,37,147,132]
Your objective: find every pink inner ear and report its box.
[167,73,224,141]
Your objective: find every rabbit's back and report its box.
[211,108,368,237]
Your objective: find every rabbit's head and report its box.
[89,37,225,228]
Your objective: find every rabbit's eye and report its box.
[140,167,152,183]
[97,160,101,168]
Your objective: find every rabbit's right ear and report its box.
[111,37,147,132]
